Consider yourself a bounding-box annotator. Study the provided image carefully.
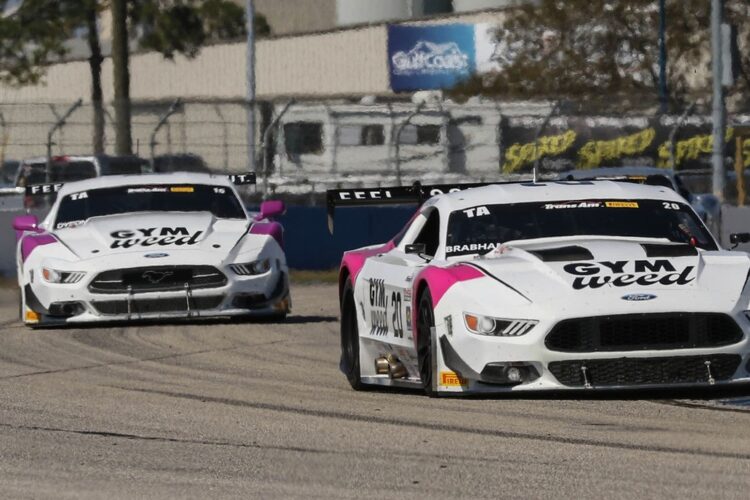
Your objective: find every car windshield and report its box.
[55,184,246,225]
[445,199,716,257]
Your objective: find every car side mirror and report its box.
[13,214,38,232]
[405,243,426,255]
[259,200,285,220]
[730,233,750,248]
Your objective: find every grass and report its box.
[289,269,338,284]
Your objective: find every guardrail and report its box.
[0,187,23,212]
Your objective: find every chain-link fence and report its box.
[2,98,750,202]
[0,100,253,176]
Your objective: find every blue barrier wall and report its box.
[274,206,416,270]
[0,205,415,276]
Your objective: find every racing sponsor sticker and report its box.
[563,259,695,290]
[128,187,168,193]
[109,226,203,249]
[445,242,500,255]
[170,186,195,193]
[56,220,85,229]
[604,201,639,208]
[440,371,468,387]
[544,201,602,209]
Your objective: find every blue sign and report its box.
[388,24,476,92]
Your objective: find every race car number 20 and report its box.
[368,279,405,338]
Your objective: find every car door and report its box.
[358,208,440,347]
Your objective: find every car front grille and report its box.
[91,295,224,315]
[89,266,227,294]
[545,313,743,353]
[548,354,741,387]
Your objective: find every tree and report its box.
[111,0,130,155]
[455,0,750,110]
[0,1,265,154]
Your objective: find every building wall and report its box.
[336,0,421,26]
[255,0,337,35]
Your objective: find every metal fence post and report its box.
[668,103,695,170]
[393,102,425,185]
[532,100,560,180]
[149,99,181,172]
[46,99,83,179]
[259,100,294,198]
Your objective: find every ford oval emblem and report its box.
[144,252,169,258]
[622,293,657,301]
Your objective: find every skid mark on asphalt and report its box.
[119,387,750,461]
[657,399,750,414]
[0,421,329,455]
[0,339,286,381]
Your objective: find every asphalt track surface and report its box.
[1,284,750,499]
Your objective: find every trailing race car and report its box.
[328,180,750,395]
[559,166,720,226]
[14,172,290,327]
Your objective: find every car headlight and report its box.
[463,312,537,337]
[42,267,86,284]
[230,258,271,276]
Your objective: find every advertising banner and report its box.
[499,116,750,174]
[388,24,476,92]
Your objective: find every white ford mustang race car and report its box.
[14,172,290,327]
[328,180,750,395]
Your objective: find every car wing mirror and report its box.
[258,200,286,220]
[729,233,750,249]
[13,214,38,232]
[405,243,426,255]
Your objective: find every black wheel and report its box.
[417,289,436,396]
[340,279,364,390]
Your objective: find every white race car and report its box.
[327,180,750,395]
[14,172,290,327]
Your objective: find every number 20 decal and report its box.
[662,202,680,210]
[391,291,405,338]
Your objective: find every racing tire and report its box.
[17,286,23,323]
[417,289,436,397]
[340,279,364,390]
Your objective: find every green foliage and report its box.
[0,0,83,85]
[457,0,750,106]
[0,0,264,84]
[131,0,267,59]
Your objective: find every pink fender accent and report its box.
[250,221,284,248]
[411,264,485,346]
[339,241,395,292]
[415,264,485,307]
[21,233,57,262]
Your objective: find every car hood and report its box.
[52,212,250,258]
[463,237,750,308]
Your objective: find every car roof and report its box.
[560,166,676,179]
[55,172,234,197]
[430,180,684,212]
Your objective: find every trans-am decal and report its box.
[109,227,203,249]
[563,259,695,290]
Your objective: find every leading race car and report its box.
[328,180,750,395]
[14,172,290,327]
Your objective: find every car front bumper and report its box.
[432,312,750,394]
[23,267,290,326]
